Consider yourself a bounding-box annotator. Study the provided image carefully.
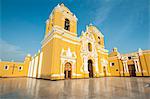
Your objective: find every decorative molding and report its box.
[37,52,43,78]
[18,66,23,71]
[60,47,77,75]
[4,65,9,70]
[41,26,80,48]
[101,58,108,67]
[33,56,39,78]
[72,73,82,76]
[138,48,143,56]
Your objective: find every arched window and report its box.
[88,43,92,52]
[98,36,101,44]
[4,65,9,70]
[64,19,70,31]
[18,66,23,71]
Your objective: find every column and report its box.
[28,61,32,77]
[123,61,126,72]
[37,52,43,78]
[137,60,141,72]
[125,62,129,73]
[60,59,65,76]
[95,58,99,72]
[83,56,88,73]
[33,56,39,78]
[134,60,138,72]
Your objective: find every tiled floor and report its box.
[0,77,150,99]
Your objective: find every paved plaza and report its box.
[0,77,150,99]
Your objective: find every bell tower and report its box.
[45,3,78,37]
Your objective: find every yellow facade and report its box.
[0,55,31,77]
[0,3,149,80]
[39,4,110,80]
[109,48,150,77]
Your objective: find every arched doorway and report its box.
[64,62,72,79]
[128,64,136,77]
[103,66,106,77]
[88,59,93,78]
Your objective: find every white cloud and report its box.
[0,39,26,62]
[93,0,122,25]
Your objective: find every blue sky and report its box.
[0,0,149,61]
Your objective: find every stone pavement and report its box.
[0,77,150,99]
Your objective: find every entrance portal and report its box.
[128,65,136,77]
[88,60,93,78]
[103,66,106,77]
[64,62,72,79]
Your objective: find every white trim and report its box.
[51,74,64,77]
[133,60,138,72]
[30,58,35,77]
[123,61,128,73]
[4,65,9,70]
[72,73,82,76]
[28,61,32,77]
[60,47,77,75]
[18,66,23,71]
[137,60,141,72]
[33,56,39,78]
[42,33,80,48]
[37,52,43,78]
[110,62,114,67]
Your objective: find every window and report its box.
[98,36,101,45]
[64,19,70,31]
[110,62,115,66]
[128,56,132,60]
[88,43,92,52]
[18,66,23,71]
[4,65,9,70]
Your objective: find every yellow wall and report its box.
[109,49,150,77]
[0,55,31,77]
[0,61,25,77]
[1,3,149,80]
[139,52,150,76]
[45,3,77,37]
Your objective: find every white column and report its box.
[37,52,43,78]
[123,61,128,73]
[137,60,141,72]
[83,56,88,73]
[125,62,129,73]
[60,59,65,76]
[134,60,138,72]
[33,56,39,78]
[123,61,126,72]
[30,58,35,77]
[28,61,32,77]
[106,66,108,74]
[72,60,76,74]
[95,58,99,72]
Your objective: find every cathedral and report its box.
[0,4,150,80]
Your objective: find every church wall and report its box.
[109,58,120,76]
[98,52,110,77]
[0,61,25,77]
[144,53,150,76]
[139,52,150,76]
[40,39,54,79]
[0,55,31,77]
[75,45,84,78]
[49,37,81,80]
